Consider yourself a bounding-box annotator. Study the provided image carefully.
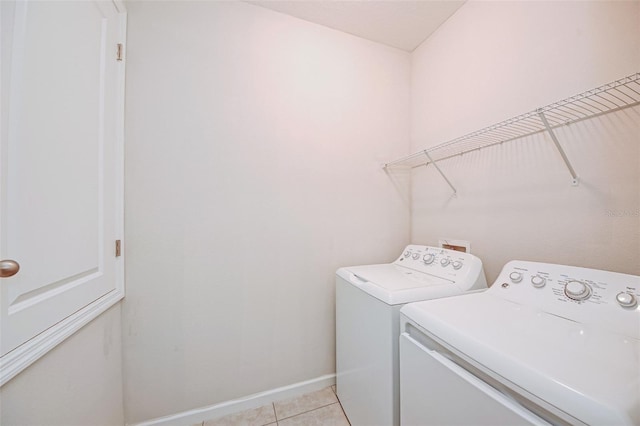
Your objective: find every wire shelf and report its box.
[384,73,640,170]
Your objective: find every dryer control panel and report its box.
[493,261,640,339]
[395,245,487,292]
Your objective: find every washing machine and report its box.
[400,260,640,425]
[336,244,487,426]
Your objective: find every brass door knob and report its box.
[0,260,20,278]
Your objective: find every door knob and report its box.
[0,260,20,278]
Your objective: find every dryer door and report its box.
[399,332,550,426]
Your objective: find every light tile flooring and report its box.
[194,386,350,426]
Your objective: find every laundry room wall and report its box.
[0,305,124,425]
[410,0,640,282]
[123,1,410,423]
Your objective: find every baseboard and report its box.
[130,373,336,426]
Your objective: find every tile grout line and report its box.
[204,387,341,425]
[336,398,351,426]
[271,387,338,421]
[276,401,342,422]
[333,387,351,426]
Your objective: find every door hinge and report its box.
[116,43,123,61]
[115,240,122,257]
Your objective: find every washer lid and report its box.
[401,293,640,425]
[337,264,463,305]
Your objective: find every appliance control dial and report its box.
[423,254,435,264]
[531,275,546,288]
[509,272,523,283]
[412,253,420,260]
[451,261,463,270]
[404,251,411,258]
[440,258,451,267]
[564,280,592,301]
[616,292,637,309]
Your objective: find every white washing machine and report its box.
[336,245,487,426]
[400,261,640,425]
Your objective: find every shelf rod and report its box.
[537,109,579,186]
[424,150,457,195]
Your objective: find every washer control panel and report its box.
[395,245,487,291]
[493,260,640,338]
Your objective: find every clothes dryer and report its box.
[400,261,640,425]
[336,245,486,426]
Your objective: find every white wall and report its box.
[410,0,640,281]
[0,305,124,426]
[123,1,410,423]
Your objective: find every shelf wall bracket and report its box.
[424,150,457,196]
[537,109,579,186]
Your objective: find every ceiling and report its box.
[247,1,466,52]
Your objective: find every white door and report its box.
[0,0,125,383]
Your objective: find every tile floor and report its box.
[194,385,350,426]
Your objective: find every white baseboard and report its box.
[130,373,336,426]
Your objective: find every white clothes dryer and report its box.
[336,245,487,426]
[400,261,640,425]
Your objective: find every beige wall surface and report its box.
[410,1,640,282]
[122,1,411,423]
[0,305,124,426]
[5,2,637,425]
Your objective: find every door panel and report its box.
[1,0,124,361]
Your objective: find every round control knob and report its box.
[404,251,411,258]
[451,261,463,270]
[423,254,435,264]
[412,253,420,260]
[564,281,591,301]
[509,272,523,283]
[531,275,546,288]
[616,292,637,309]
[440,258,450,267]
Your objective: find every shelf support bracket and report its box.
[537,109,579,186]
[424,150,457,196]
